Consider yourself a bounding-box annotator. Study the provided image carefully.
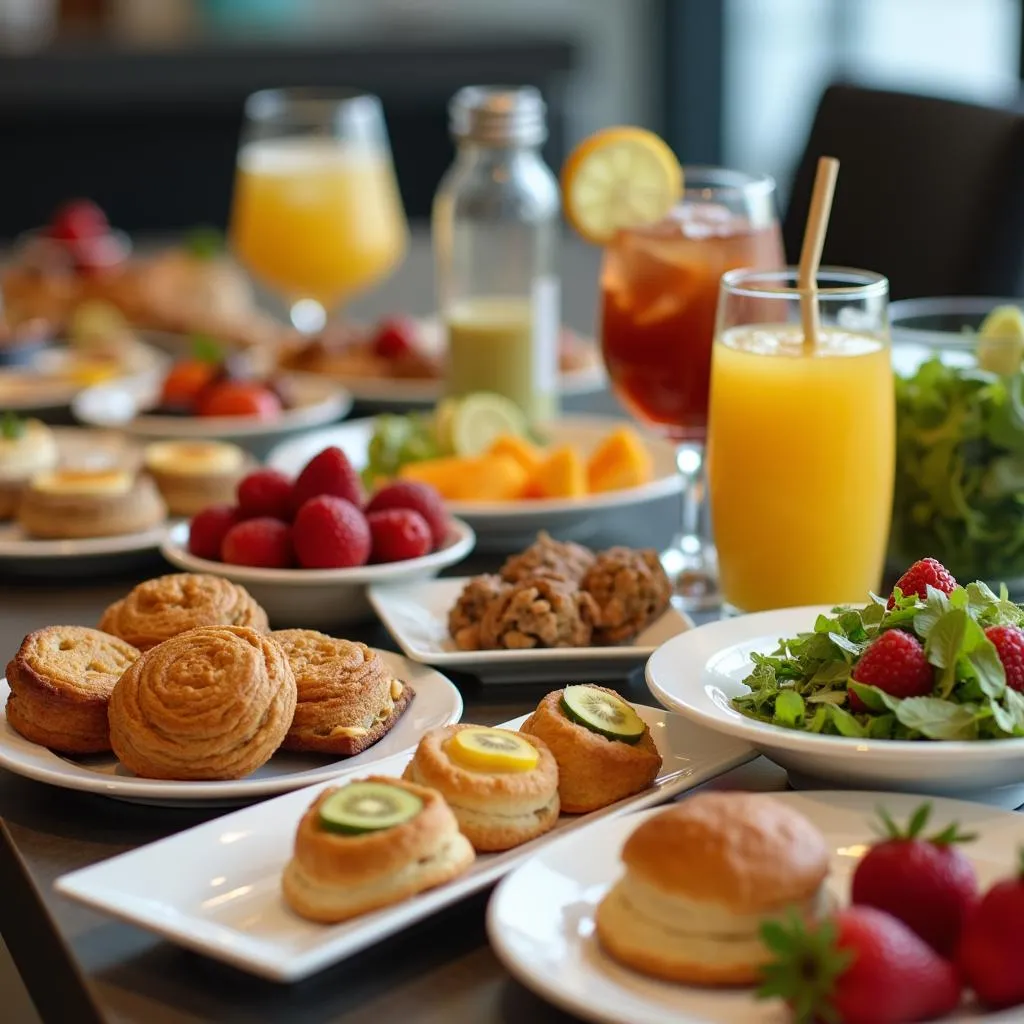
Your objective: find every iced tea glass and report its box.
[599,168,783,610]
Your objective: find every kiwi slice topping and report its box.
[318,781,422,835]
[559,685,645,744]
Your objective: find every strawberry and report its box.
[220,518,294,569]
[187,504,239,561]
[49,198,108,242]
[196,381,282,419]
[365,480,449,549]
[368,508,432,563]
[984,625,1024,692]
[237,469,293,522]
[292,495,370,569]
[851,802,978,957]
[372,316,418,360]
[848,630,933,712]
[289,447,364,516]
[957,848,1024,1009]
[759,906,962,1024]
[888,557,956,609]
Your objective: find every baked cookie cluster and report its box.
[448,532,671,651]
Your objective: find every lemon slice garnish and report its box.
[977,305,1024,376]
[561,127,683,245]
[446,727,539,773]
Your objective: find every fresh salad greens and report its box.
[733,582,1024,741]
[364,412,443,486]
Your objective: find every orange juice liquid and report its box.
[231,138,408,307]
[707,325,895,612]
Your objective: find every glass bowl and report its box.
[889,296,1024,591]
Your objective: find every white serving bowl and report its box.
[160,518,475,629]
[645,606,1024,809]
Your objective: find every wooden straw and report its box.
[797,156,840,352]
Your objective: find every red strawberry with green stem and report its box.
[851,802,978,957]
[758,906,962,1024]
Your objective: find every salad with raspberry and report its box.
[733,558,1024,740]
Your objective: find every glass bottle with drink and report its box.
[432,86,561,426]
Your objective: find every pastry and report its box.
[477,576,598,650]
[99,572,268,651]
[581,547,672,644]
[144,440,249,517]
[447,574,507,651]
[595,793,831,985]
[272,630,414,755]
[17,467,166,539]
[4,625,139,754]
[0,416,58,519]
[499,531,595,585]
[282,776,475,923]
[108,624,296,780]
[403,724,559,851]
[520,685,662,813]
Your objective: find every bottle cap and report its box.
[449,86,547,147]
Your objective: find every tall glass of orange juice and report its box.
[707,268,894,614]
[230,89,408,331]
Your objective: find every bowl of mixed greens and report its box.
[890,298,1024,589]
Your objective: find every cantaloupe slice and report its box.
[586,426,654,492]
[527,445,587,499]
[487,433,545,474]
[399,453,529,501]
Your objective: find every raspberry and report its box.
[372,316,417,359]
[985,625,1024,692]
[293,496,370,569]
[368,509,432,563]
[50,198,108,242]
[849,630,934,712]
[220,518,294,569]
[187,505,239,561]
[237,469,292,521]
[365,481,449,549]
[289,447,363,516]
[888,558,957,609]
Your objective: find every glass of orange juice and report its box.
[707,268,894,614]
[230,88,409,331]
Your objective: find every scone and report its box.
[520,685,662,813]
[403,724,559,851]
[499,531,595,585]
[143,439,249,517]
[447,574,507,651]
[99,572,268,651]
[595,793,831,985]
[4,625,139,754]
[0,416,58,519]
[17,467,166,539]
[477,576,599,650]
[108,624,296,780]
[272,630,414,755]
[282,776,475,923]
[581,547,672,644]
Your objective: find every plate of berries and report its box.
[160,446,475,628]
[646,558,1024,808]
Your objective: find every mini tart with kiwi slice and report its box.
[403,724,560,852]
[520,685,662,814]
[282,776,475,924]
[143,439,250,517]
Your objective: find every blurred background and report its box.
[0,0,1020,235]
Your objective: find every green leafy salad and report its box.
[733,581,1024,741]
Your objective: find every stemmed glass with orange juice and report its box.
[561,129,784,610]
[230,89,408,333]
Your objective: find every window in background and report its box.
[723,0,1022,200]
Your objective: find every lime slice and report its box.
[977,305,1024,375]
[450,392,528,457]
[433,396,460,455]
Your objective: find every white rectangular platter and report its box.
[55,703,754,983]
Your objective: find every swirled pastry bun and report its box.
[99,572,268,651]
[108,624,296,780]
[282,776,475,923]
[520,686,661,813]
[595,793,831,985]
[402,724,559,851]
[5,626,139,753]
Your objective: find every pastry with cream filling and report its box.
[0,416,58,519]
[144,439,249,517]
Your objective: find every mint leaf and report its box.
[828,632,866,657]
[925,609,967,697]
[967,639,1007,699]
[773,690,805,728]
[848,682,890,713]
[866,714,897,738]
[893,697,979,740]
[0,411,25,440]
[995,688,1024,736]
[828,704,867,738]
[914,588,951,640]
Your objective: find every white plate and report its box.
[53,703,755,980]
[369,577,693,683]
[487,790,1023,1024]
[646,607,1024,809]
[160,518,476,629]
[267,415,682,552]
[71,371,352,452]
[0,651,461,807]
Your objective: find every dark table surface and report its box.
[0,232,791,1023]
